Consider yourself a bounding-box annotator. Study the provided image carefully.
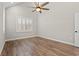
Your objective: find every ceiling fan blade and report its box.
[42,8,49,10]
[38,2,39,6]
[32,9,36,12]
[27,6,36,8]
[40,2,49,7]
[34,2,39,7]
[39,11,42,13]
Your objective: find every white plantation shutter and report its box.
[16,16,32,32]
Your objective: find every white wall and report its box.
[5,3,38,40]
[5,2,79,45]
[0,3,5,54]
[38,2,79,45]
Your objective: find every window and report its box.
[16,16,32,32]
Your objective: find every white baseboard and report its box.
[38,34,74,46]
[6,34,38,42]
[5,34,75,47]
[0,42,5,55]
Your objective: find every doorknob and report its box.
[75,31,78,32]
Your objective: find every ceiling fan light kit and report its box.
[36,7,41,12]
[32,2,49,13]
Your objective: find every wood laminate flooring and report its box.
[1,37,79,56]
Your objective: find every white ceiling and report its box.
[2,2,46,8]
[2,2,24,8]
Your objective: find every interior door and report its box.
[75,13,79,47]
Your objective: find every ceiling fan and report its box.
[31,2,49,13]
